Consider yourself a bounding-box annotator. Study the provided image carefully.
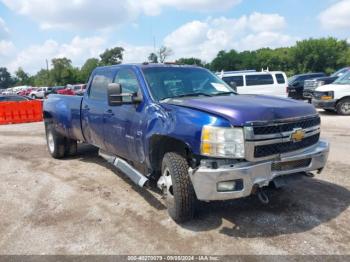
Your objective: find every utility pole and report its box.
[46,59,50,86]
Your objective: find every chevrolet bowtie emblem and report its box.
[291,128,305,143]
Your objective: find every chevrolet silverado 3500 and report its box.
[44,64,329,222]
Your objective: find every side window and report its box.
[222,76,244,87]
[275,74,286,84]
[246,74,274,86]
[89,70,113,101]
[114,68,140,102]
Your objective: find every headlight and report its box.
[200,126,245,158]
[317,81,325,87]
[321,91,334,100]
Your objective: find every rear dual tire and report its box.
[46,123,77,159]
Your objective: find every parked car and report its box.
[287,73,326,100]
[312,71,350,115]
[18,88,34,97]
[44,86,65,98]
[72,84,87,96]
[0,95,32,102]
[29,87,49,99]
[218,70,288,97]
[2,88,15,95]
[304,67,350,99]
[57,86,75,96]
[44,64,329,222]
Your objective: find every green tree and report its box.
[0,67,13,88]
[79,58,99,82]
[15,67,30,85]
[291,37,349,74]
[148,53,158,63]
[50,58,76,85]
[176,57,205,66]
[210,50,242,71]
[100,47,124,65]
[158,46,173,63]
[33,69,53,87]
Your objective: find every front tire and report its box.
[161,152,196,223]
[336,98,350,115]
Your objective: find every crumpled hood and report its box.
[164,95,317,126]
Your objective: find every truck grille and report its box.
[304,80,318,90]
[253,116,320,135]
[244,115,321,161]
[271,158,312,172]
[254,133,320,158]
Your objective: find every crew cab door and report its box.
[81,69,113,149]
[104,67,145,162]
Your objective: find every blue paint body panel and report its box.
[43,64,317,170]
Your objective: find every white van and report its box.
[312,71,350,115]
[218,70,288,97]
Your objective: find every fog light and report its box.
[217,181,236,192]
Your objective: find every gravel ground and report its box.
[0,110,349,255]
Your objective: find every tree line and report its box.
[0,37,349,89]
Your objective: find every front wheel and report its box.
[161,152,197,223]
[336,99,350,115]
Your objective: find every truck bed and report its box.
[44,94,85,141]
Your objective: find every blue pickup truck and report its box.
[44,64,329,222]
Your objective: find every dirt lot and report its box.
[0,110,349,255]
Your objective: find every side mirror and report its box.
[107,83,122,106]
[132,91,143,104]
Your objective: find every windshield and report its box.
[331,68,349,78]
[288,75,298,84]
[334,71,350,85]
[142,67,235,101]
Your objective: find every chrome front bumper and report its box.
[189,140,329,201]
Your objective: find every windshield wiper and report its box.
[171,92,213,99]
[213,91,236,96]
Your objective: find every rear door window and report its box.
[222,76,244,87]
[89,70,114,101]
[246,74,274,86]
[275,74,286,84]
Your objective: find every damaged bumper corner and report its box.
[189,140,329,201]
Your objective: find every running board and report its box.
[99,150,149,187]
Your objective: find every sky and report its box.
[0,0,349,74]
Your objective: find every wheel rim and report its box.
[162,168,174,201]
[341,102,350,114]
[47,131,55,153]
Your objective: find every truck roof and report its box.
[293,72,326,77]
[95,63,201,70]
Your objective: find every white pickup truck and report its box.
[312,71,350,115]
